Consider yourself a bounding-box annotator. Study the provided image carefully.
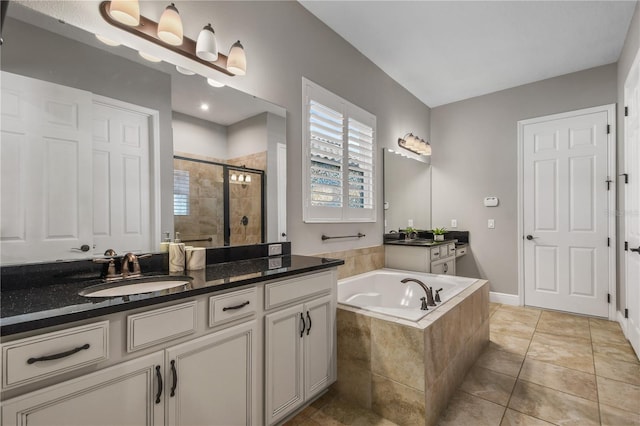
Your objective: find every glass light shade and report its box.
[138,51,162,63]
[196,24,218,61]
[422,143,432,156]
[207,78,225,88]
[109,0,140,26]
[157,3,183,46]
[244,175,252,183]
[176,65,195,75]
[227,40,246,76]
[230,173,237,182]
[238,174,245,183]
[96,34,120,47]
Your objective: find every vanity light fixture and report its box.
[99,1,246,77]
[398,133,432,156]
[138,51,162,62]
[176,65,195,75]
[157,3,183,46]
[207,78,225,88]
[227,41,247,76]
[196,23,218,61]
[109,0,140,26]
[95,34,121,46]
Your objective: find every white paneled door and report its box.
[521,106,614,317]
[624,51,640,357]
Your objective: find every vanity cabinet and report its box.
[1,351,165,426]
[385,243,457,275]
[264,272,336,425]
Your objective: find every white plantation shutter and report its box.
[303,78,376,222]
[173,169,190,216]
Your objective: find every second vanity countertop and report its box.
[0,255,343,336]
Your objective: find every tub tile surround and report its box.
[315,246,385,280]
[287,303,640,426]
[334,279,490,426]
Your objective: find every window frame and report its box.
[302,78,377,223]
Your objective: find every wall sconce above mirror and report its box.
[99,1,246,77]
[398,133,432,156]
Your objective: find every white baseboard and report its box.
[617,310,629,338]
[490,292,520,306]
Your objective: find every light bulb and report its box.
[157,3,183,46]
[109,0,140,26]
[227,40,246,76]
[196,23,218,61]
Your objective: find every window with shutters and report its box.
[173,169,190,216]
[303,78,376,222]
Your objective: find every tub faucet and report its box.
[400,278,437,309]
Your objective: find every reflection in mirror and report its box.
[383,148,431,233]
[0,4,286,265]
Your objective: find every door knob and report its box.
[71,244,92,252]
[526,235,535,240]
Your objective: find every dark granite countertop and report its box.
[1,255,343,336]
[384,239,454,247]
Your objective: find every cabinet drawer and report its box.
[456,246,467,256]
[209,287,257,327]
[2,321,109,390]
[447,244,456,256]
[265,271,332,310]
[127,301,197,352]
[430,246,441,261]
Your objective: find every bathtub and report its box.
[337,268,478,321]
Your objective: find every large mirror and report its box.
[0,3,286,265]
[383,148,431,233]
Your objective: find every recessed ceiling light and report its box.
[207,78,225,88]
[176,65,195,75]
[95,34,120,46]
[138,51,162,63]
[200,103,209,111]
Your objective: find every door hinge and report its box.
[607,237,610,247]
[607,124,611,134]
[625,106,629,117]
[625,308,629,318]
[625,241,629,251]
[607,293,611,304]
[620,173,629,184]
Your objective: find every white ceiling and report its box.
[299,1,636,107]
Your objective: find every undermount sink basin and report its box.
[79,277,191,298]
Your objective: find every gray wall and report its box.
[172,112,228,160]
[616,2,640,312]
[431,64,618,295]
[227,114,268,159]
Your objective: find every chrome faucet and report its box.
[401,278,436,310]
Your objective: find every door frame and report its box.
[516,104,617,319]
[92,94,161,251]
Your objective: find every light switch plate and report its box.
[408,219,414,227]
[488,219,495,229]
[268,244,282,256]
[451,219,457,228]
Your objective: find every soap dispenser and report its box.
[160,231,171,252]
[169,232,185,272]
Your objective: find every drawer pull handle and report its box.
[222,301,250,311]
[170,360,178,397]
[300,313,306,338]
[27,343,90,364]
[306,311,312,335]
[155,365,163,404]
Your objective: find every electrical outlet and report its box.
[451,219,457,228]
[268,257,282,269]
[268,244,282,256]
[488,219,495,229]
[408,219,414,227]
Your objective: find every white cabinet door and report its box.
[1,352,164,426]
[303,294,334,400]
[264,304,305,425]
[431,258,455,276]
[165,321,257,426]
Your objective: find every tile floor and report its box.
[284,303,640,426]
